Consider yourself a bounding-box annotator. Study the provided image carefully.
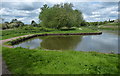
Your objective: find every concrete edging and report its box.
[9,32,102,45]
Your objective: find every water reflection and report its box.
[75,32,118,53]
[41,36,82,50]
[14,38,42,49]
[14,30,119,53]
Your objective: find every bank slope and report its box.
[2,47,119,74]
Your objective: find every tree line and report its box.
[1,3,117,30]
[1,19,38,30]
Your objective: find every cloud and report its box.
[2,0,119,2]
[111,11,118,14]
[0,2,118,23]
[44,0,66,4]
[92,12,100,15]
[73,2,118,22]
[90,15,101,18]
[0,2,42,24]
[0,8,10,15]
[1,2,43,11]
[0,8,30,17]
[17,17,25,21]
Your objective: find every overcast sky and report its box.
[0,1,119,24]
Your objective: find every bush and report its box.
[2,23,9,30]
[60,27,76,31]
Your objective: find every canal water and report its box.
[14,30,119,53]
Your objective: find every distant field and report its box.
[98,23,119,30]
[100,23,118,26]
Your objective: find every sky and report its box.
[0,0,119,24]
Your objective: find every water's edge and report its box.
[9,32,102,45]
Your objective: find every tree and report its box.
[31,20,38,27]
[63,3,73,12]
[39,3,84,29]
[2,22,9,29]
[10,19,18,23]
[16,21,24,27]
[8,19,24,28]
[80,21,87,26]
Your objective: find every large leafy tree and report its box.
[39,3,84,29]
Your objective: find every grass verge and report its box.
[2,47,119,74]
[1,27,99,40]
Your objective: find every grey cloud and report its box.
[1,2,118,23]
[1,2,43,11]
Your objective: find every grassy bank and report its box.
[98,23,119,30]
[2,47,119,74]
[98,26,118,30]
[99,23,118,26]
[1,27,99,40]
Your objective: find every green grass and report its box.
[100,23,119,26]
[0,45,2,55]
[98,23,119,30]
[1,26,119,74]
[1,27,99,40]
[98,26,118,30]
[2,47,119,74]
[0,24,1,54]
[0,24,2,28]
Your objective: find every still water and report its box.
[14,30,119,53]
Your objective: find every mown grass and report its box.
[2,47,119,74]
[1,27,99,40]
